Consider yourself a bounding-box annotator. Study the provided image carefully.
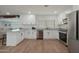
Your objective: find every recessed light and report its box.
[6,12,10,15]
[28,11,31,14]
[53,11,58,14]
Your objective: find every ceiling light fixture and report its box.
[44,5,48,7]
[28,11,31,14]
[53,11,58,14]
[6,12,10,15]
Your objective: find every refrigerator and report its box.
[68,10,79,53]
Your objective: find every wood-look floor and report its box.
[0,39,69,53]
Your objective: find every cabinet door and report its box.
[20,15,36,25]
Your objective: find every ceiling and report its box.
[0,5,73,15]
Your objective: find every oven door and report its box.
[59,32,67,43]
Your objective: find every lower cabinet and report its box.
[43,30,59,39]
[24,29,59,40]
[24,30,37,39]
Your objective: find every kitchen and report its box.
[3,14,60,46]
[0,5,77,52]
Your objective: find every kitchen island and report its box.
[6,29,24,46]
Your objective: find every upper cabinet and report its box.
[20,15,36,25]
[19,15,36,29]
[36,15,58,29]
[58,13,69,29]
[58,13,67,25]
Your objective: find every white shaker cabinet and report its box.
[6,31,24,46]
[43,30,59,39]
[20,15,36,25]
[24,29,37,39]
